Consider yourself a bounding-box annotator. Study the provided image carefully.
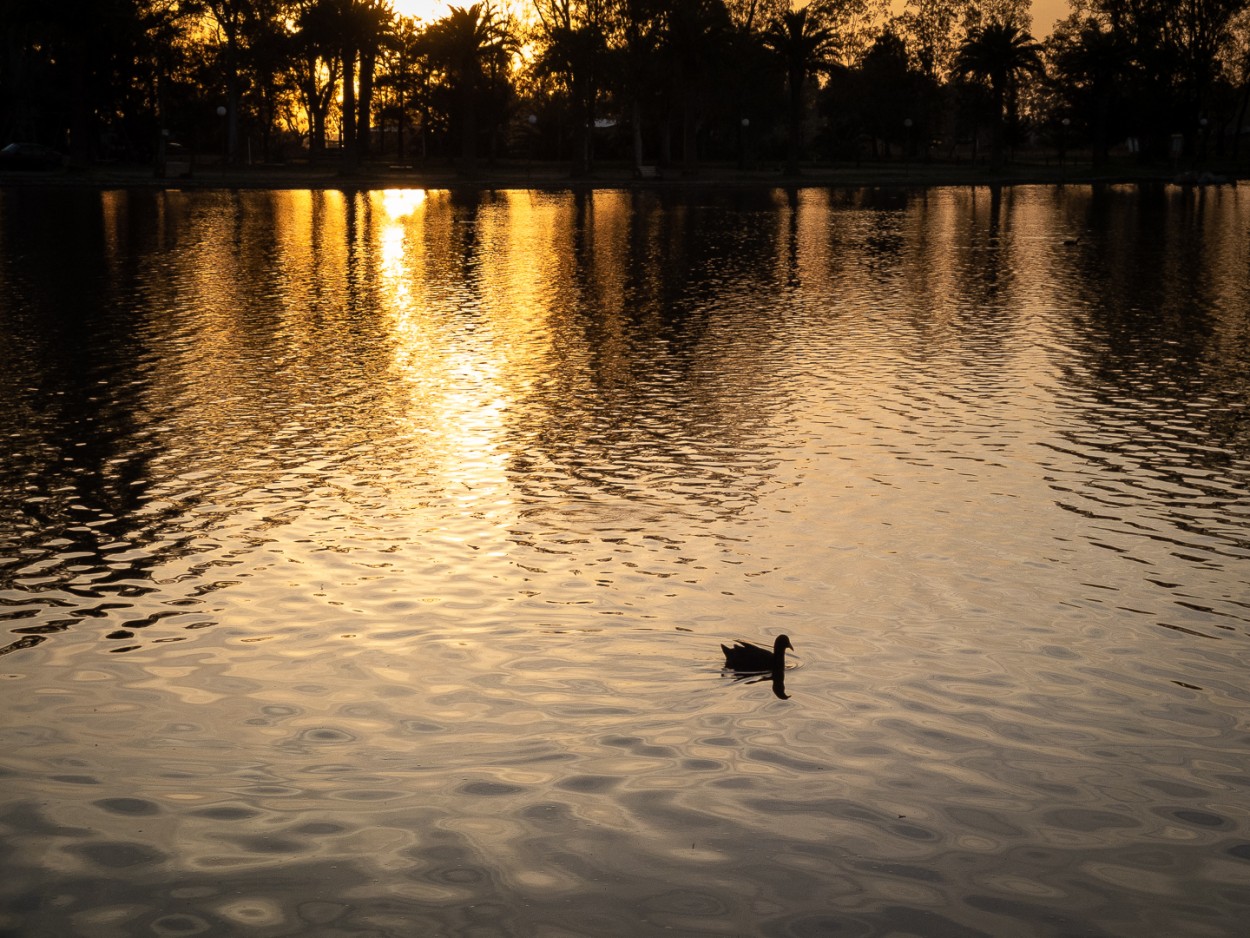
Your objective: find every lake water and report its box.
[1,183,1248,938]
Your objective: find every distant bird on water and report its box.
[721,634,793,672]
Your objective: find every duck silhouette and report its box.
[721,634,793,672]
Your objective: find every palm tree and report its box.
[422,3,512,175]
[761,3,840,176]
[378,15,424,161]
[532,2,608,177]
[955,20,1043,168]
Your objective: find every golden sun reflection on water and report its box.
[380,187,428,221]
[374,188,520,558]
[378,188,427,281]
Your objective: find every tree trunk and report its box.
[784,63,803,176]
[397,108,406,162]
[1092,85,1111,166]
[260,86,273,163]
[990,82,1005,169]
[357,49,375,159]
[1233,76,1250,160]
[631,97,645,169]
[682,88,698,176]
[460,84,477,174]
[341,48,359,172]
[225,32,240,165]
[571,76,591,176]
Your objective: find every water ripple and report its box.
[0,185,1248,936]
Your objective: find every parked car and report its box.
[0,142,66,170]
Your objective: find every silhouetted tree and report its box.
[246,0,298,163]
[604,0,668,169]
[0,0,169,161]
[898,0,968,82]
[201,0,254,164]
[354,0,396,159]
[955,20,1042,167]
[762,2,842,175]
[9,0,1250,175]
[855,28,929,158]
[1058,0,1247,160]
[294,0,344,155]
[376,15,425,160]
[722,4,782,168]
[1047,17,1131,165]
[661,0,731,174]
[1170,0,1247,153]
[532,0,609,175]
[1229,10,1250,158]
[422,3,514,174]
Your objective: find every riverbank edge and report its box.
[2,159,1244,192]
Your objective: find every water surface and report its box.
[1,184,1249,937]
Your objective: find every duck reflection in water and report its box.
[721,634,793,699]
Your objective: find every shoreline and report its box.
[2,158,1243,192]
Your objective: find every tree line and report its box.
[3,0,1248,176]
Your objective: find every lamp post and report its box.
[740,117,750,170]
[903,117,913,163]
[1060,117,1070,174]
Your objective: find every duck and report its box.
[721,634,793,672]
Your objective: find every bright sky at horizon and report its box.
[390,0,448,22]
[391,0,1073,37]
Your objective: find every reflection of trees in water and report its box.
[1051,186,1250,460]
[0,192,171,655]
[4,187,801,655]
[1039,187,1250,620]
[802,185,1035,444]
[5,186,1249,657]
[502,189,796,531]
[0,190,400,657]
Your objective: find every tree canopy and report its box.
[2,0,1248,175]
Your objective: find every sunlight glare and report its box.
[381,187,427,221]
[371,190,517,547]
[390,0,450,22]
